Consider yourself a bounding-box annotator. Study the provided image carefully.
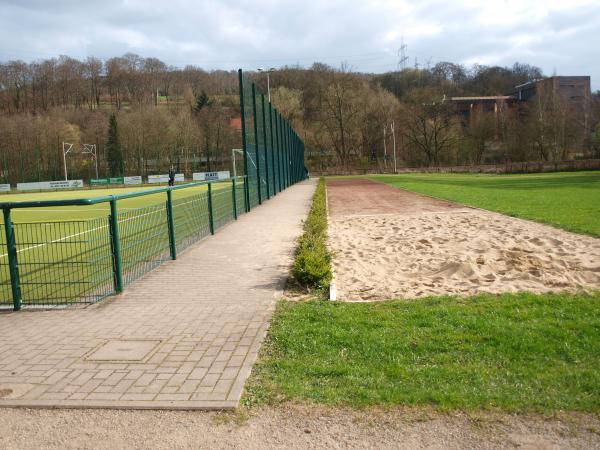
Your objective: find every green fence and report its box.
[0,69,306,311]
[238,69,306,208]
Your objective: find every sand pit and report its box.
[327,179,600,301]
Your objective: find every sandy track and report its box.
[327,179,600,301]
[1,405,599,449]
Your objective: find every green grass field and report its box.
[1,181,245,307]
[244,170,600,412]
[370,171,600,236]
[246,293,600,412]
[0,183,217,223]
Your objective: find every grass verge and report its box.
[244,291,600,412]
[371,171,600,237]
[291,178,331,292]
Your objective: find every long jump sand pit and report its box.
[327,179,600,300]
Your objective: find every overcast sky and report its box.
[1,0,598,90]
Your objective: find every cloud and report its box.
[0,0,598,89]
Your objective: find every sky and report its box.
[0,0,598,90]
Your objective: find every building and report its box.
[451,76,592,152]
[452,76,591,121]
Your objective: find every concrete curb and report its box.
[325,181,337,301]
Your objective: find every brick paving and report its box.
[0,180,316,410]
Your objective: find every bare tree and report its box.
[402,101,457,166]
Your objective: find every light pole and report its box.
[391,121,397,173]
[257,67,276,102]
[62,142,74,181]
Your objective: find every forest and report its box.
[1,54,599,183]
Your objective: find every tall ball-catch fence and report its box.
[238,69,306,209]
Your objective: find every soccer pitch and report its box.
[0,184,214,223]
[1,182,245,308]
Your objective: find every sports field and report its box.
[246,171,600,414]
[327,173,600,300]
[1,181,245,307]
[371,171,600,236]
[0,184,213,223]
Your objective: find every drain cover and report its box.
[0,384,34,399]
[87,340,160,362]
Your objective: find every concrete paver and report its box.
[0,180,316,409]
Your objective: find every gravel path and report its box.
[1,404,599,449]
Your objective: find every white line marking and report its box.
[12,208,135,213]
[0,207,164,259]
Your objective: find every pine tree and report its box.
[193,90,210,113]
[106,113,124,176]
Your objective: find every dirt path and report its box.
[327,179,600,300]
[1,404,598,449]
[327,178,466,217]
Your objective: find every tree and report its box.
[106,113,124,176]
[592,122,600,158]
[528,83,576,161]
[401,97,457,166]
[318,69,364,168]
[193,90,210,113]
[465,109,496,163]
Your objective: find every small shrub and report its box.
[292,178,331,290]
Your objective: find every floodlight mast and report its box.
[62,142,74,181]
[391,121,397,173]
[383,126,388,169]
[383,122,398,173]
[257,68,276,102]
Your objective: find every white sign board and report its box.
[193,171,230,181]
[0,184,10,192]
[124,176,142,185]
[17,180,84,191]
[147,174,184,184]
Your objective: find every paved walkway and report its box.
[0,180,316,410]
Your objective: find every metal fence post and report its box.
[275,110,281,194]
[207,183,215,235]
[269,103,276,196]
[281,118,286,190]
[108,199,124,293]
[251,84,262,205]
[3,208,22,311]
[166,189,177,260]
[232,178,237,220]
[244,176,250,212]
[261,94,270,200]
[237,69,251,214]
[285,124,291,188]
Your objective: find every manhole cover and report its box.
[0,384,34,399]
[87,340,161,362]
[0,389,12,398]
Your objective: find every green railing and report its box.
[0,68,307,311]
[0,178,248,310]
